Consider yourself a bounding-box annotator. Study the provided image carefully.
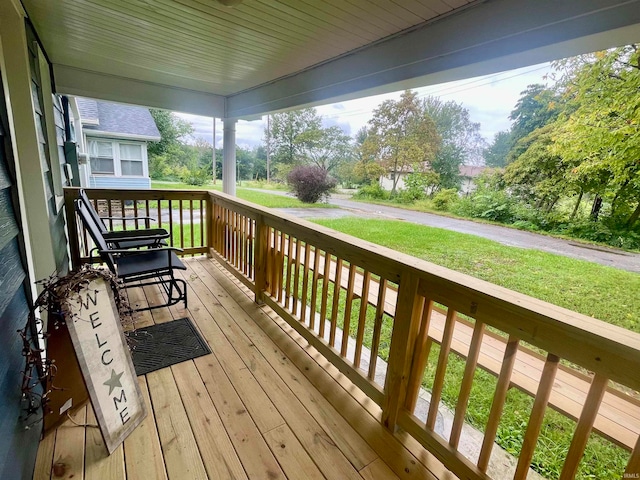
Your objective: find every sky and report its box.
[174,62,554,150]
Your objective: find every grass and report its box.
[151,181,336,209]
[311,218,639,331]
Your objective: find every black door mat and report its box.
[129,317,211,376]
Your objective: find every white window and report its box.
[88,140,114,174]
[119,143,143,176]
[87,139,146,177]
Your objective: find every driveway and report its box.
[267,191,640,273]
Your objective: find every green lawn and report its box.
[151,181,336,209]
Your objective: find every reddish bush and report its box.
[287,166,337,203]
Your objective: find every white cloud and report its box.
[174,62,553,148]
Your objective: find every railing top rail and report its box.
[64,186,210,201]
[208,190,640,392]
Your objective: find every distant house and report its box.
[379,163,487,193]
[75,98,160,189]
[459,165,487,194]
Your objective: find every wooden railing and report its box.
[64,188,210,266]
[64,187,640,479]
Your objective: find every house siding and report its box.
[0,73,39,480]
[89,175,151,189]
[27,26,69,275]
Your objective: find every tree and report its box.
[551,45,640,226]
[422,96,486,189]
[267,108,322,168]
[509,84,561,145]
[483,130,513,167]
[300,126,354,173]
[362,90,440,195]
[148,109,194,157]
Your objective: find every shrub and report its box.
[432,188,459,211]
[287,166,337,203]
[354,183,390,200]
[180,167,209,186]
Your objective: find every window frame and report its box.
[86,137,148,178]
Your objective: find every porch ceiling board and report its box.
[22,0,640,117]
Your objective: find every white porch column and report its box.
[222,118,237,196]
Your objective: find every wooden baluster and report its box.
[309,246,321,332]
[168,200,174,247]
[368,278,388,381]
[329,258,343,348]
[625,435,640,479]
[300,243,311,324]
[200,200,205,248]
[284,234,294,309]
[405,299,432,412]
[133,199,139,229]
[265,227,274,294]
[248,219,254,279]
[254,215,268,303]
[235,212,240,268]
[559,374,608,480]
[319,251,332,340]
[340,264,357,357]
[450,320,485,448]
[382,271,422,431]
[353,270,371,369]
[426,308,457,431]
[224,208,229,259]
[277,231,285,303]
[107,199,114,231]
[157,198,162,234]
[120,198,126,230]
[179,200,184,249]
[270,228,279,297]
[513,353,560,480]
[145,200,151,228]
[241,215,247,275]
[292,239,302,317]
[189,200,194,250]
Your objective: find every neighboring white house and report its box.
[73,97,160,189]
[379,164,487,193]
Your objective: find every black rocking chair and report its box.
[78,189,170,250]
[75,198,187,311]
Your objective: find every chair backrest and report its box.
[75,198,117,273]
[78,189,108,235]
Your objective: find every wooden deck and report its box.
[33,257,452,480]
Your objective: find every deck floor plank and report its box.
[35,257,449,480]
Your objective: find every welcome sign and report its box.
[66,277,146,454]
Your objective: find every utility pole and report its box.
[266,114,271,183]
[212,117,216,184]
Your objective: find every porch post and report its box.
[222,118,236,196]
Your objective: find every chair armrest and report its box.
[103,228,170,241]
[100,247,184,255]
[101,215,156,221]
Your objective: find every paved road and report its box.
[271,191,640,273]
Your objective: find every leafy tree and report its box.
[422,96,486,189]
[484,130,513,167]
[509,84,561,144]
[148,109,194,157]
[362,90,440,195]
[287,166,337,203]
[267,108,322,168]
[301,125,354,172]
[551,45,640,226]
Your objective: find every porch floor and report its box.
[32,257,451,480]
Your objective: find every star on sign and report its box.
[103,369,124,395]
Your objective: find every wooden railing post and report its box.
[382,270,422,431]
[254,215,268,304]
[63,188,81,270]
[206,193,214,257]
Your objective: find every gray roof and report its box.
[76,97,160,140]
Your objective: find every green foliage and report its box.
[354,183,390,200]
[148,109,194,158]
[422,96,486,189]
[483,130,513,167]
[361,90,440,195]
[454,189,517,222]
[432,188,458,210]
[509,84,561,144]
[287,166,337,203]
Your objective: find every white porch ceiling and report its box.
[22,0,640,118]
